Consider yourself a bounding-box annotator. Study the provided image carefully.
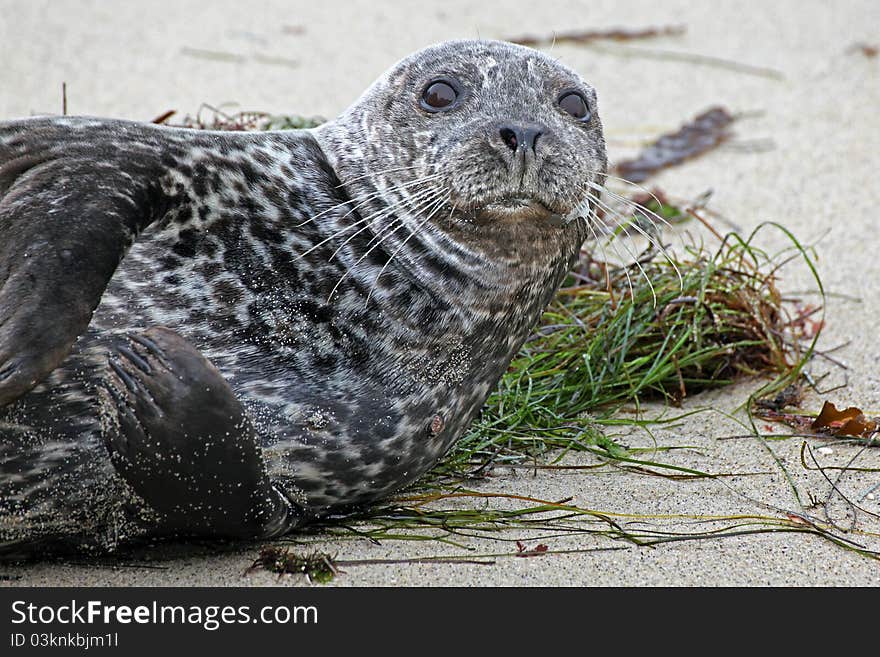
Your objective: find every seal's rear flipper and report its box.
[0,120,174,407]
[101,327,300,538]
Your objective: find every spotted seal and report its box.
[0,39,607,555]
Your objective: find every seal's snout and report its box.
[498,123,546,154]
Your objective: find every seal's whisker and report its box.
[357,188,445,253]
[578,202,608,259]
[571,190,620,281]
[335,164,430,188]
[295,174,443,229]
[584,190,661,299]
[327,185,442,261]
[584,191,660,304]
[331,187,445,271]
[592,183,677,233]
[585,181,668,250]
[593,189,686,270]
[364,192,451,307]
[326,191,444,304]
[296,211,381,258]
[582,170,682,234]
[295,191,386,229]
[388,177,446,208]
[294,190,380,228]
[354,183,444,240]
[583,185,654,248]
[584,182,683,289]
[582,173,686,263]
[581,201,636,300]
[604,220,658,305]
[325,214,397,262]
[296,181,442,258]
[590,181,688,265]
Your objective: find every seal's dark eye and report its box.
[421,81,458,111]
[558,92,591,121]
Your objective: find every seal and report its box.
[0,39,607,555]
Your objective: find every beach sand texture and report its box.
[1,0,879,585]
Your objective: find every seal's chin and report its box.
[473,197,566,227]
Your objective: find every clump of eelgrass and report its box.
[426,219,819,481]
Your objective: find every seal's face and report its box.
[319,39,607,241]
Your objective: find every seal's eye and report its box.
[421,80,458,111]
[558,92,591,121]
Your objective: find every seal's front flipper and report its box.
[101,327,300,538]
[0,122,166,407]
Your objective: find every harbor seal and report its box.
[0,39,607,555]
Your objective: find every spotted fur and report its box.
[0,40,607,554]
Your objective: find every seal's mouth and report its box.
[472,196,566,226]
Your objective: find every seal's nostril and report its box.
[531,131,542,150]
[499,125,546,153]
[499,127,518,151]
[522,127,544,153]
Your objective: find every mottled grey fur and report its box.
[0,39,606,555]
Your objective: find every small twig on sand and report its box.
[587,43,784,80]
[180,47,246,63]
[508,25,686,47]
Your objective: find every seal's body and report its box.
[0,40,606,554]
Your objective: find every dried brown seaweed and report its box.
[847,42,878,58]
[155,104,324,131]
[615,107,736,183]
[509,25,685,47]
[245,546,338,583]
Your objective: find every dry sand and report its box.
[1,0,879,586]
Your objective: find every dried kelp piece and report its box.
[787,304,824,340]
[245,546,338,583]
[811,401,878,438]
[754,384,804,412]
[515,541,549,557]
[158,104,324,132]
[166,105,268,131]
[151,110,176,125]
[508,25,685,47]
[847,42,878,58]
[756,409,814,434]
[615,107,736,183]
[756,400,879,440]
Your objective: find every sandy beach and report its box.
[1,0,879,586]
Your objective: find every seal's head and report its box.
[315,39,606,245]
